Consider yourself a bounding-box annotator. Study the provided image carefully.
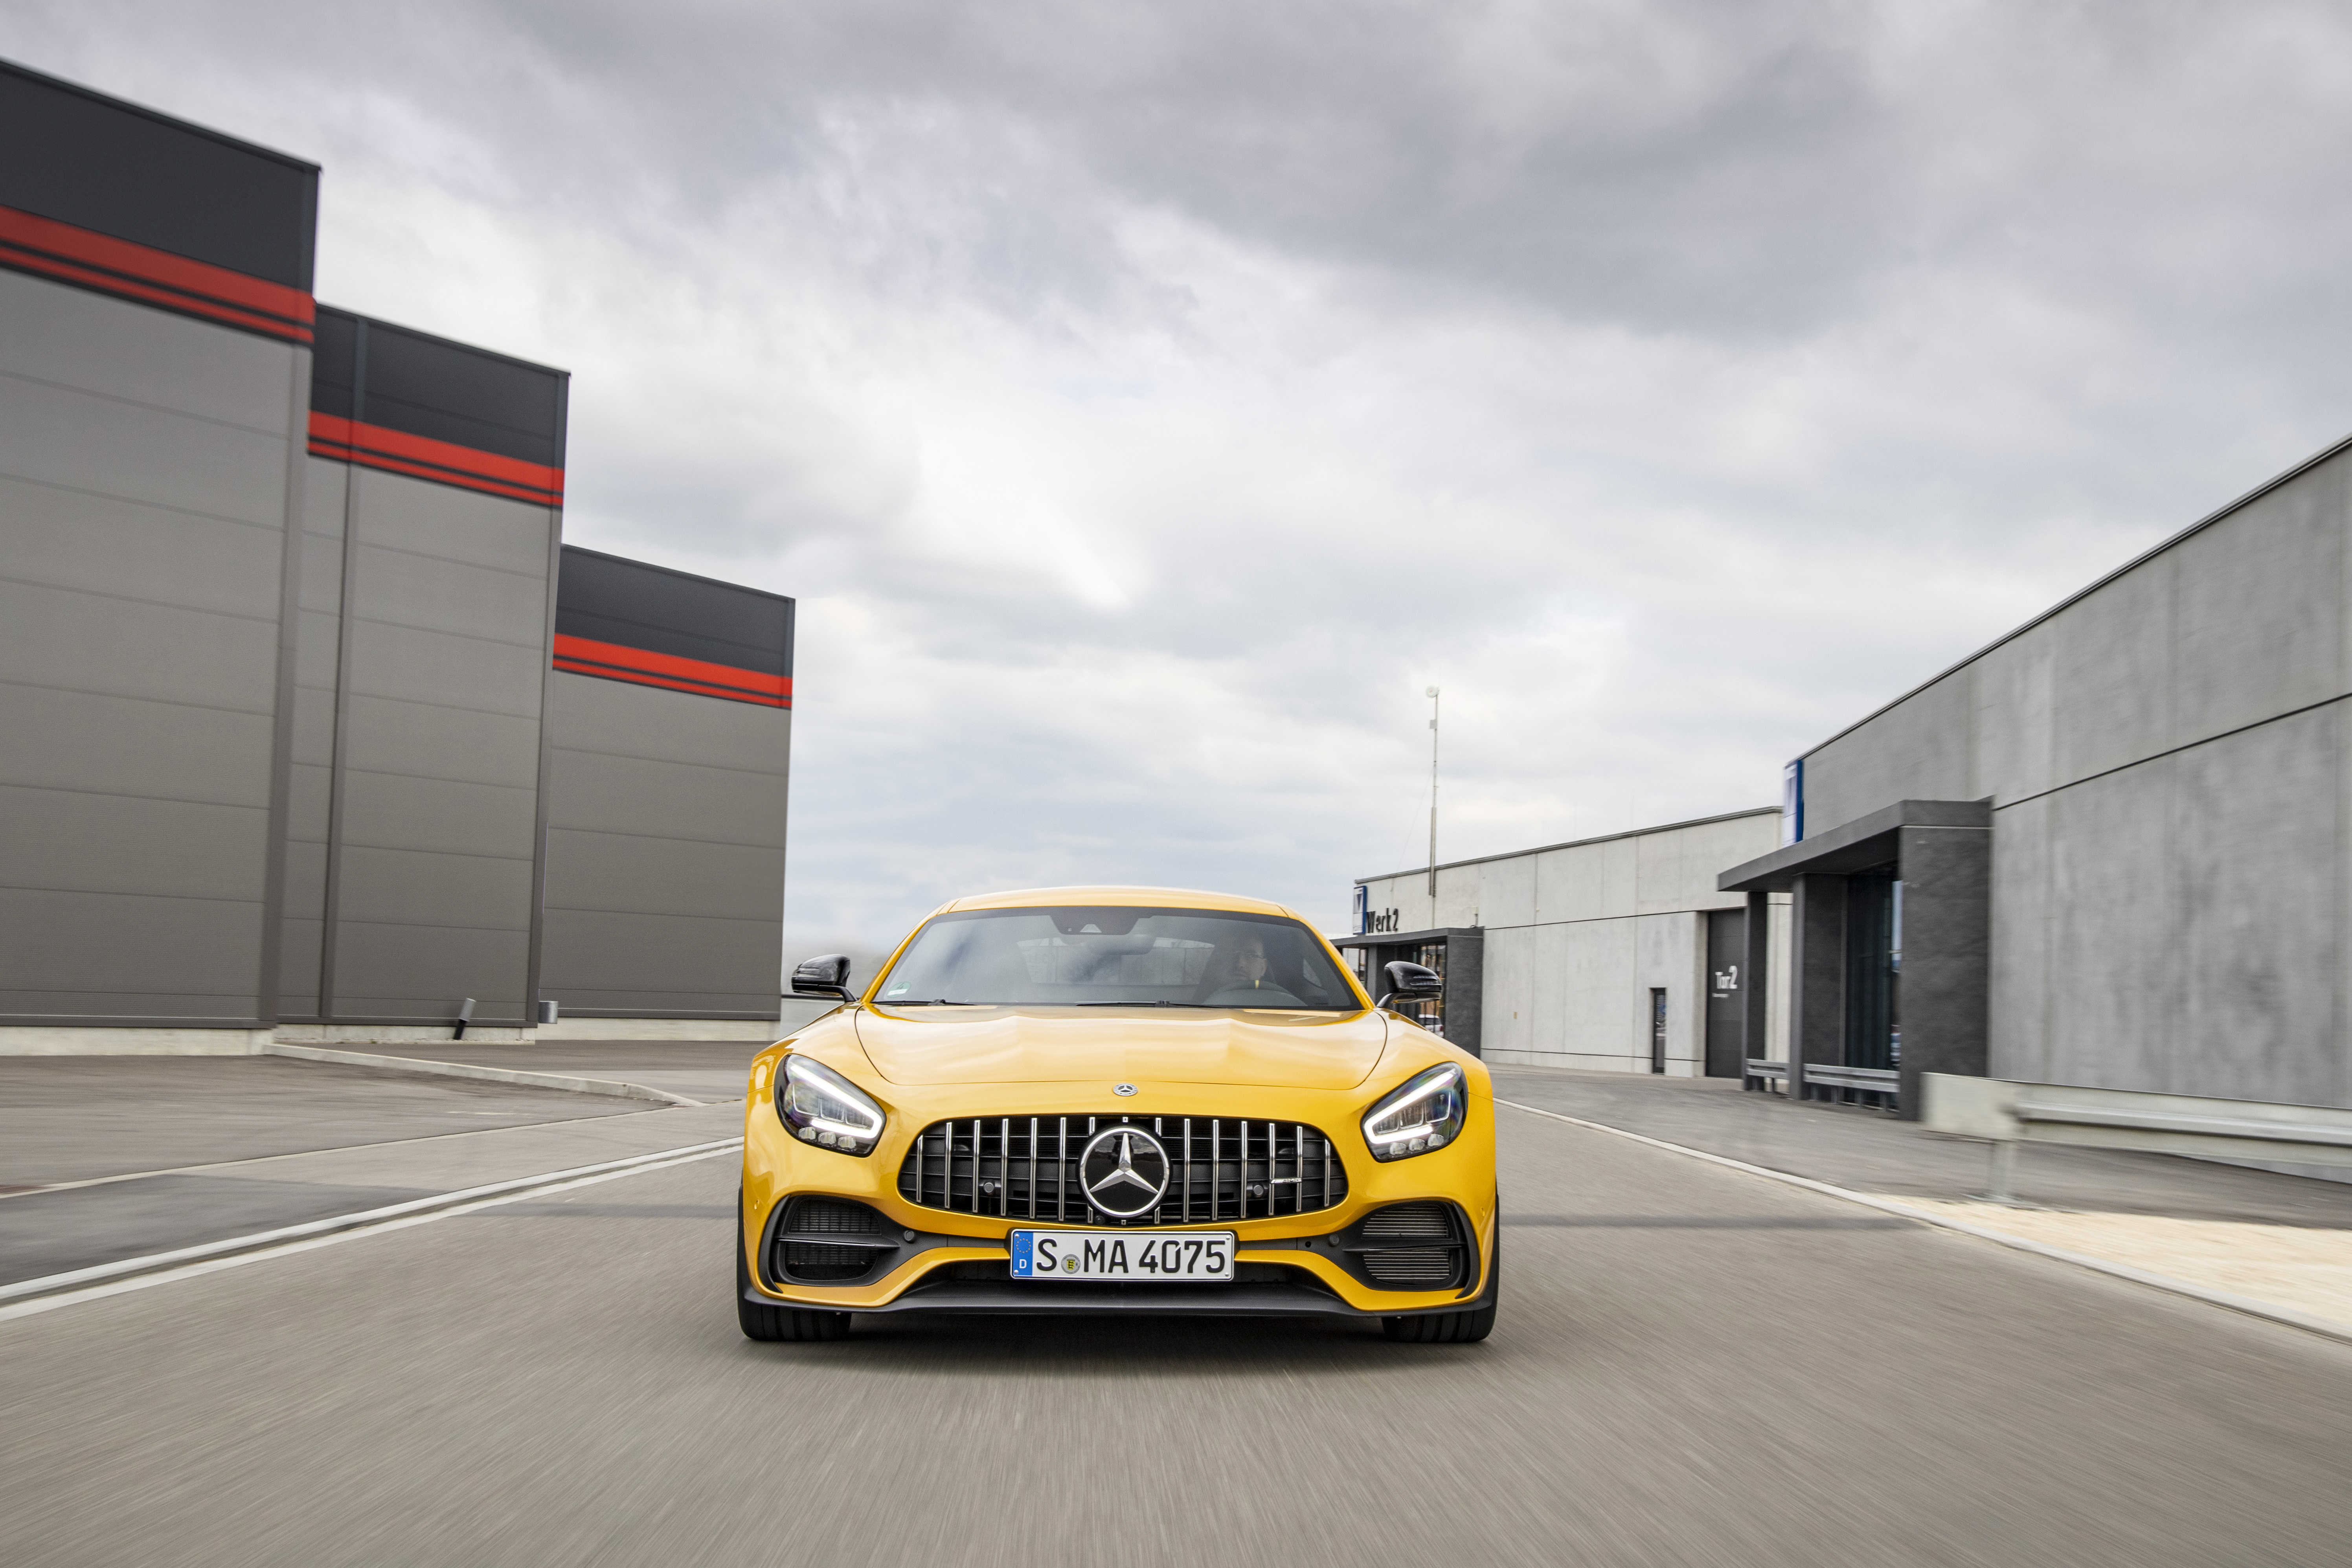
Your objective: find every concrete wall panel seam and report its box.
[1992,687,2352,817]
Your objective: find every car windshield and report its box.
[873,907,1364,1010]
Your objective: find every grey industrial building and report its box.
[0,59,793,1051]
[1359,433,2352,1126]
[1728,429,2352,1119]
[1345,810,1785,1073]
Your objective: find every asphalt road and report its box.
[6,1104,2349,1566]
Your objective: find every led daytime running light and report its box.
[777,1055,887,1156]
[1362,1062,1468,1161]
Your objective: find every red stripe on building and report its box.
[554,655,792,708]
[0,203,314,343]
[307,412,564,506]
[552,633,790,702]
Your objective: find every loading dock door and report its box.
[1705,908,1746,1078]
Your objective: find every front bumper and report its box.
[741,1223,1502,1320]
[742,1086,1498,1319]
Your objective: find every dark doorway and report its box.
[1704,908,1747,1078]
[1844,869,1900,1071]
[1648,988,1667,1073]
[1406,940,1446,1037]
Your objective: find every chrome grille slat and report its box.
[1181,1117,1193,1224]
[896,1115,1348,1225]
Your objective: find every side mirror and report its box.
[790,954,854,1000]
[1376,960,1442,1010]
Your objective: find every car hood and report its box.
[850,1006,1391,1091]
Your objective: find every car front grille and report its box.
[897,1115,1349,1225]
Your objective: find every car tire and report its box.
[1382,1219,1499,1344]
[737,1192,854,1343]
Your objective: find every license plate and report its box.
[1010,1229,1235,1282]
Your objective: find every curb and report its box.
[262,1041,698,1105]
[0,1138,745,1313]
[1496,1098,2352,1349]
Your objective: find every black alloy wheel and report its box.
[737,1191,854,1343]
[1382,1214,1499,1344]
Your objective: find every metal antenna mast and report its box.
[1426,686,1440,900]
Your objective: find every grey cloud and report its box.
[11,0,2352,946]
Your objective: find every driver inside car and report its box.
[1197,930,1305,1006]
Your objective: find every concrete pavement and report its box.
[0,1055,646,1190]
[0,1054,739,1290]
[4,1099,2349,1565]
[364,1037,771,1106]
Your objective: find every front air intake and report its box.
[773,1197,893,1284]
[1360,1201,1454,1241]
[1361,1247,1458,1285]
[1351,1201,1470,1291]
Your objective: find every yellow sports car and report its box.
[736,886,1499,1342]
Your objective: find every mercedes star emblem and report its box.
[1079,1126,1170,1219]
[1114,1083,1138,1096]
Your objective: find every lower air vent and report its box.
[1362,1247,1459,1285]
[1361,1201,1454,1241]
[783,1241,878,1280]
[774,1197,892,1284]
[791,1198,882,1235]
[1351,1201,1468,1290]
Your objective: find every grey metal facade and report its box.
[296,308,567,1030]
[540,548,793,1020]
[2,61,792,1044]
[0,61,317,1028]
[1750,434,2352,1113]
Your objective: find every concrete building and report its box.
[0,59,793,1051]
[1346,810,1785,1072]
[1727,430,2352,1119]
[1387,429,2352,1128]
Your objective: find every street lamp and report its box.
[1426,686,1439,902]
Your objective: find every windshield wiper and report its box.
[1072,1000,1225,1008]
[880,999,965,1006]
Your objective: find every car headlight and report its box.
[776,1055,886,1156]
[1362,1062,1467,1161]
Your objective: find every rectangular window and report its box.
[1649,988,1667,1074]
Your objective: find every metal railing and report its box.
[1742,1059,1900,1110]
[1922,1073,2352,1201]
[1804,1063,1898,1110]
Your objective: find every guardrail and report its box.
[1742,1059,1901,1110]
[1804,1063,1898,1110]
[1922,1073,2352,1201]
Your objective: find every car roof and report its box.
[939,885,1301,919]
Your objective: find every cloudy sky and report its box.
[11,1,2352,949]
